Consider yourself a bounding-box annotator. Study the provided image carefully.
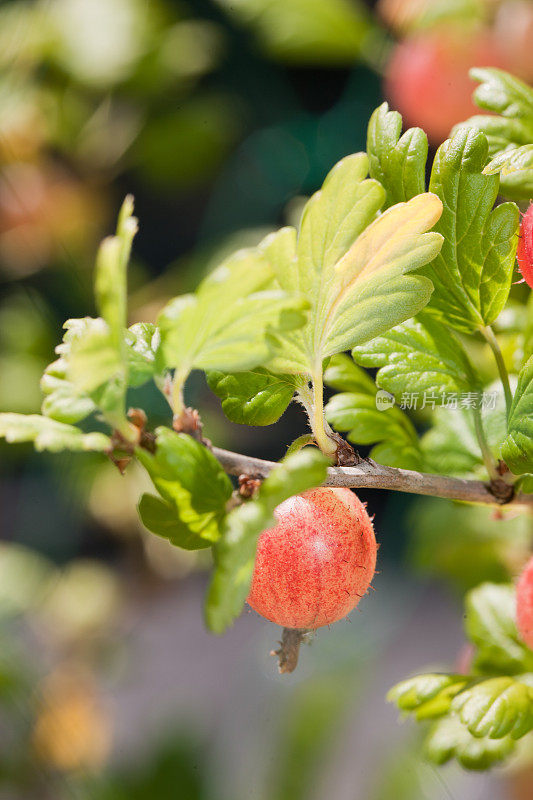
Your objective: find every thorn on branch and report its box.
[270,627,311,674]
[330,432,363,467]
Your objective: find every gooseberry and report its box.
[517,203,533,289]
[516,555,533,649]
[247,487,377,629]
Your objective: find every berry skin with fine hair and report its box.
[247,487,377,630]
[517,203,533,289]
[516,556,533,649]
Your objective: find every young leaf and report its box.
[425,715,515,770]
[465,583,533,675]
[421,128,520,333]
[366,102,428,208]
[452,677,533,740]
[157,244,307,408]
[136,429,233,548]
[125,323,162,387]
[40,357,96,424]
[266,154,443,377]
[352,314,480,400]
[0,414,110,453]
[206,369,298,426]
[324,354,422,469]
[502,357,533,476]
[205,448,329,634]
[388,674,467,718]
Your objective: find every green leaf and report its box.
[285,434,316,458]
[465,583,533,675]
[366,103,428,209]
[453,677,533,740]
[40,357,96,424]
[453,68,533,201]
[205,448,329,634]
[157,243,307,399]
[483,144,533,201]
[138,494,213,550]
[0,413,110,453]
[63,317,123,396]
[125,323,161,387]
[388,673,467,719]
[136,428,233,548]
[502,357,533,476]
[206,368,298,425]
[267,154,443,376]
[425,716,515,770]
[324,354,422,469]
[421,128,520,333]
[352,314,479,400]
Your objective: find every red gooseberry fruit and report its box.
[516,556,533,649]
[384,28,507,144]
[517,203,533,289]
[247,487,377,629]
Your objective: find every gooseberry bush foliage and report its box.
[1,68,533,771]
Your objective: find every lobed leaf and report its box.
[205,448,329,634]
[0,413,110,453]
[453,68,533,201]
[352,314,479,400]
[158,244,308,395]
[483,144,533,201]
[388,673,467,719]
[501,357,533,476]
[366,102,428,208]
[425,715,515,770]
[267,154,443,375]
[136,429,233,549]
[452,677,533,740]
[206,368,298,426]
[421,128,519,332]
[324,354,422,469]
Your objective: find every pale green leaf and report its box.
[0,413,110,453]
[40,357,96,424]
[136,428,233,547]
[158,244,308,390]
[421,128,520,332]
[453,677,533,740]
[267,154,443,374]
[502,357,533,476]
[352,314,479,399]
[205,448,329,634]
[206,368,298,425]
[425,715,515,770]
[366,102,428,208]
[465,583,533,675]
[285,433,316,457]
[483,144,533,201]
[125,322,161,387]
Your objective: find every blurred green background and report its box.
[1,0,533,798]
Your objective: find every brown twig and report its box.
[212,447,533,508]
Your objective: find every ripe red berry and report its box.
[247,487,377,629]
[516,556,533,649]
[517,203,533,289]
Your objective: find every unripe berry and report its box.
[247,487,377,629]
[517,203,533,290]
[516,556,533,649]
